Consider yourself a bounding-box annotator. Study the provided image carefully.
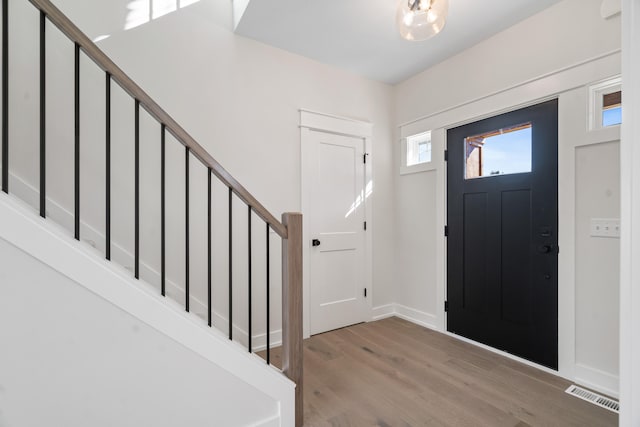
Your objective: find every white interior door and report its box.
[307,129,367,335]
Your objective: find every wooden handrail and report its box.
[27,0,288,239]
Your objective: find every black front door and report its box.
[446,100,558,370]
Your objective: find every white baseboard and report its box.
[574,363,619,398]
[370,303,437,330]
[393,303,438,330]
[371,304,395,321]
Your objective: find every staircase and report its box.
[0,0,303,425]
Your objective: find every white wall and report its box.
[0,235,280,427]
[575,139,620,391]
[392,0,622,394]
[91,0,396,325]
[0,0,395,340]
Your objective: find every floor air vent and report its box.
[565,385,619,413]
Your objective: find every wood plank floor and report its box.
[264,317,617,427]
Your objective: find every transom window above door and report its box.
[464,122,532,179]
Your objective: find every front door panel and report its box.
[447,100,558,369]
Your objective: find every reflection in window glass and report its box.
[407,131,432,166]
[465,123,532,179]
[602,90,622,127]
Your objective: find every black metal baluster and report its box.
[248,205,252,352]
[134,99,140,279]
[208,168,212,326]
[2,0,8,194]
[39,11,46,218]
[160,124,166,296]
[105,73,111,260]
[74,43,80,240]
[228,187,233,340]
[185,146,190,312]
[266,223,270,364]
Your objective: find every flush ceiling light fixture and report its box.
[396,0,449,41]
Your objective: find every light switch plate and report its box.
[590,218,621,238]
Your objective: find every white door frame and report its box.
[300,109,373,339]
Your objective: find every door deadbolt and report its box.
[312,239,321,247]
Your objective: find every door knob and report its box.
[537,244,553,254]
[312,239,321,247]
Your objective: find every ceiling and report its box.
[233,0,563,84]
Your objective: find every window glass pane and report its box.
[603,107,622,127]
[465,123,532,179]
[602,90,622,127]
[407,131,431,166]
[418,141,431,163]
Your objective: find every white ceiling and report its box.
[233,0,563,84]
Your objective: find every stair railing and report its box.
[1,0,302,425]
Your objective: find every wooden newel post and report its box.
[281,212,303,427]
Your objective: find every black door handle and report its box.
[538,244,553,254]
[312,239,321,247]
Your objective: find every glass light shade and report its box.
[396,0,449,41]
